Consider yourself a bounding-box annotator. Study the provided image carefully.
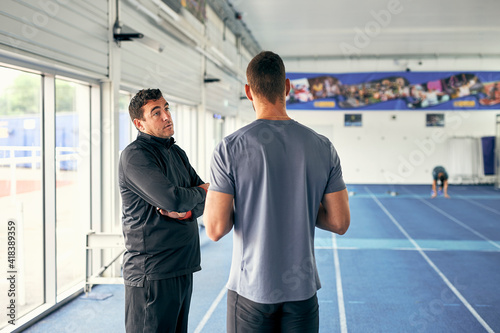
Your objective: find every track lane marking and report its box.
[194,286,227,333]
[365,186,494,333]
[416,197,500,250]
[457,195,500,215]
[333,234,348,333]
[400,186,500,250]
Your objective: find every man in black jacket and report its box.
[119,89,209,332]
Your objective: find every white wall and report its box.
[284,57,499,184]
[290,109,497,184]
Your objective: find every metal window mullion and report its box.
[90,85,101,232]
[89,84,104,285]
[42,74,57,304]
[496,114,500,189]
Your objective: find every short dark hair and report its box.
[246,51,286,104]
[128,89,163,121]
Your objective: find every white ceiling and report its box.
[228,0,500,59]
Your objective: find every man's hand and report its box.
[198,183,210,193]
[157,208,187,219]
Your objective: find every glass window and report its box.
[0,67,44,328]
[119,92,134,151]
[170,104,198,170]
[118,92,134,233]
[55,78,91,295]
[213,113,225,145]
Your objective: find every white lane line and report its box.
[458,195,500,215]
[348,301,365,304]
[416,196,500,250]
[316,246,359,250]
[194,286,227,333]
[405,184,500,249]
[365,187,494,333]
[332,234,348,333]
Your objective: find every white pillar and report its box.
[101,0,122,234]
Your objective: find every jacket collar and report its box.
[137,131,175,149]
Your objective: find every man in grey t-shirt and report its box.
[203,51,350,333]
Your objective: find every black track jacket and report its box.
[119,131,206,287]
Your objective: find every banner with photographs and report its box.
[286,71,500,110]
[181,0,206,23]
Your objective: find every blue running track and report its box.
[23,185,500,333]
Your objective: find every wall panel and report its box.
[0,0,108,76]
[120,0,203,104]
[205,60,239,115]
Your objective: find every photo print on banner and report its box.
[286,71,500,111]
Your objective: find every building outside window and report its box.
[0,66,44,328]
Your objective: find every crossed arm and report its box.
[122,147,211,220]
[158,182,209,219]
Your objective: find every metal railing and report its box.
[0,146,80,197]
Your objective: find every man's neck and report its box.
[254,100,290,120]
[258,115,291,120]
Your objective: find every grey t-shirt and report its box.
[210,119,345,304]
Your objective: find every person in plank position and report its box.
[431,165,450,198]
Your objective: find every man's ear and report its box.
[285,78,291,97]
[133,118,143,131]
[245,84,253,101]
